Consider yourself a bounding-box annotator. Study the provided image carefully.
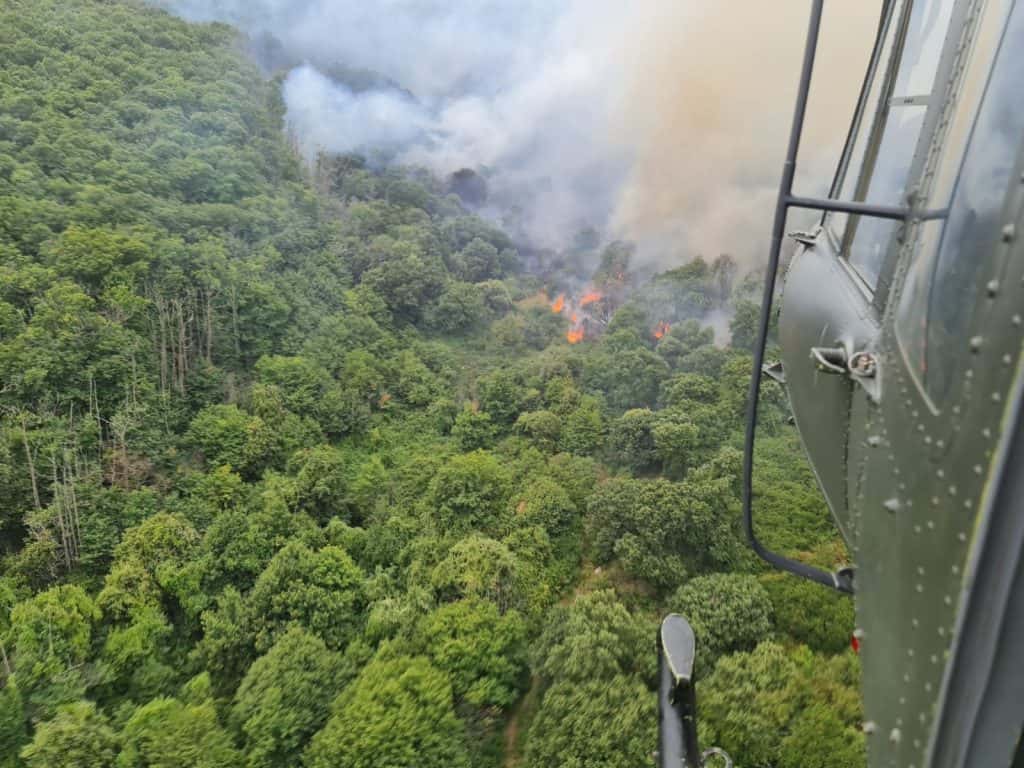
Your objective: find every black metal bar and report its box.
[786,194,948,220]
[742,0,855,594]
[786,195,907,219]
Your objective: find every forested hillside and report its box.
[0,2,863,767]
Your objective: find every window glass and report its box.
[832,0,956,290]
[895,219,943,393]
[829,0,905,240]
[929,0,1013,205]
[892,0,957,97]
[896,3,1024,405]
[847,104,926,285]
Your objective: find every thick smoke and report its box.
[152,0,880,262]
[611,2,882,265]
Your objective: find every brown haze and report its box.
[611,1,883,266]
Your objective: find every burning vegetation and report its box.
[551,288,609,344]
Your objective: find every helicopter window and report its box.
[891,0,958,98]
[829,0,905,241]
[837,0,956,289]
[896,1,1024,404]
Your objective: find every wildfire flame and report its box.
[567,328,585,344]
[551,294,565,313]
[570,312,579,324]
[580,291,602,307]
[653,320,671,340]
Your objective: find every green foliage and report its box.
[10,585,99,719]
[533,590,652,684]
[514,410,562,452]
[118,696,242,768]
[700,642,864,768]
[416,598,527,708]
[668,573,773,671]
[700,642,805,767]
[304,652,470,768]
[559,395,605,456]
[185,405,269,476]
[21,701,117,768]
[288,445,350,522]
[608,408,658,472]
[430,534,529,614]
[0,682,27,766]
[586,456,740,590]
[248,541,365,652]
[425,451,511,536]
[729,299,761,351]
[0,2,862,765]
[525,591,656,768]
[524,675,656,768]
[451,407,497,451]
[231,627,346,768]
[760,572,855,654]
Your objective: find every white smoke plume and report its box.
[151,0,880,262]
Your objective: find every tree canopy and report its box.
[0,3,860,767]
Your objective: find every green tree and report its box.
[117,696,242,768]
[450,407,497,451]
[185,405,269,476]
[729,299,760,351]
[0,681,27,767]
[559,395,605,456]
[424,451,511,536]
[416,598,527,709]
[668,573,773,671]
[524,675,656,768]
[760,572,855,654]
[304,653,469,768]
[287,445,350,522]
[430,534,530,614]
[699,641,803,767]
[9,585,99,719]
[231,628,346,768]
[514,410,562,452]
[248,541,365,651]
[533,590,651,684]
[608,408,658,473]
[21,701,117,768]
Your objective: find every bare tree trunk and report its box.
[230,286,241,358]
[174,298,189,394]
[204,288,215,364]
[51,457,71,571]
[156,295,169,397]
[66,459,81,563]
[0,639,11,678]
[20,413,41,511]
[90,375,103,468]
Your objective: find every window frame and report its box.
[825,0,964,305]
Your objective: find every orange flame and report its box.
[580,291,602,307]
[567,328,585,344]
[570,312,579,324]
[653,321,671,340]
[551,294,565,313]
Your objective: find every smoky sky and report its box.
[151,0,881,263]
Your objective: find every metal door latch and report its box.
[810,346,878,379]
[811,346,848,374]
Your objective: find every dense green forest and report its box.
[0,2,863,766]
